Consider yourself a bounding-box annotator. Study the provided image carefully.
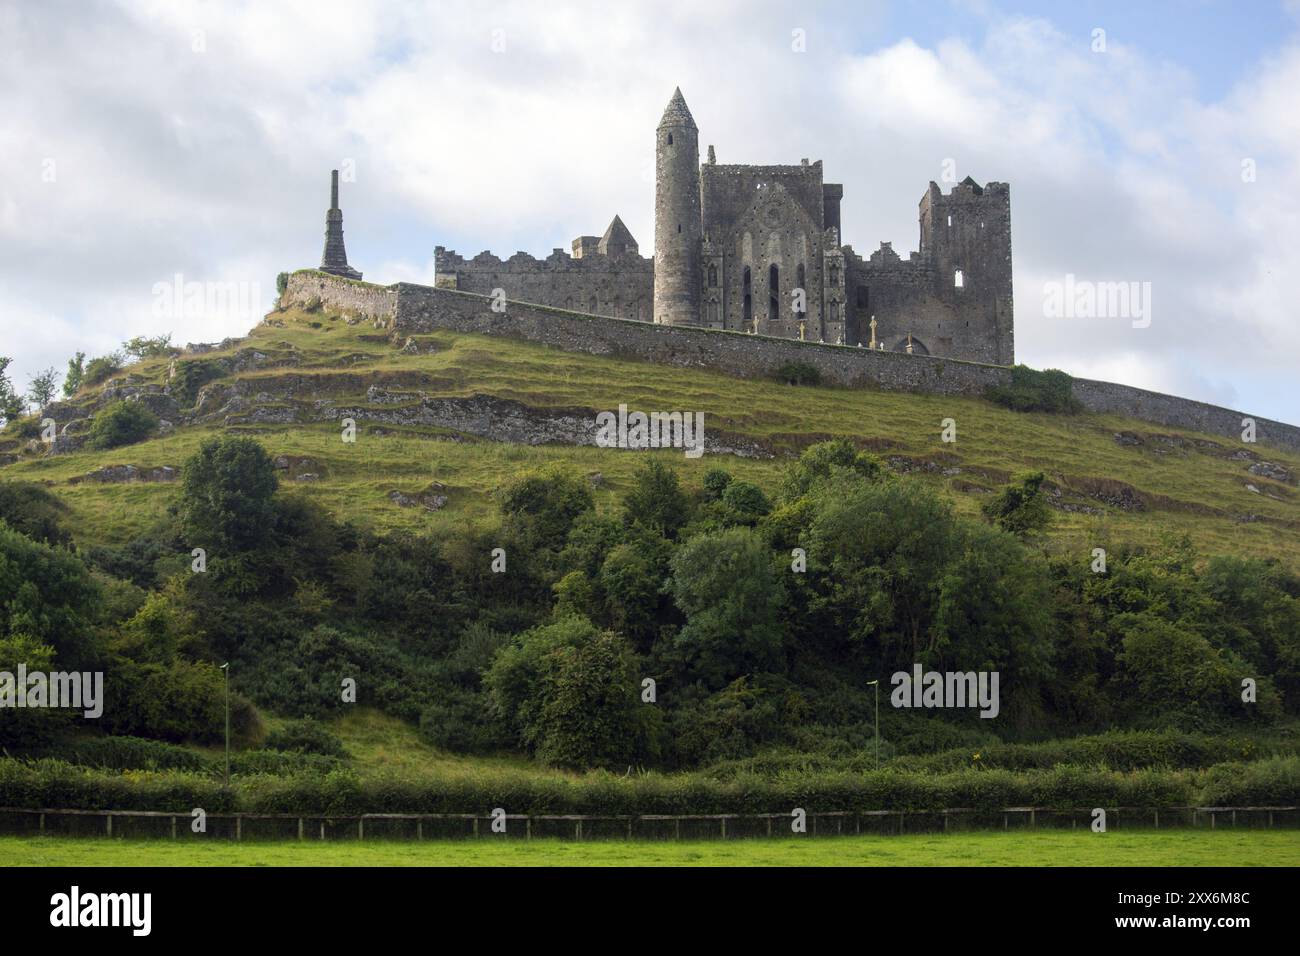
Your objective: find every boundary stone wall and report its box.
[284,271,1300,453]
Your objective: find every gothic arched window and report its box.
[768,264,780,322]
[742,266,752,327]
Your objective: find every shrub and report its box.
[986,364,1080,413]
[773,361,822,386]
[122,335,174,361]
[29,735,208,772]
[87,400,158,449]
[170,359,222,407]
[981,471,1051,537]
[82,353,124,387]
[0,481,72,547]
[265,719,347,758]
[180,436,279,552]
[701,468,733,502]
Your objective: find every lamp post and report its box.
[867,679,879,770]
[220,662,230,787]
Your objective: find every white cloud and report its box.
[1,1,1296,423]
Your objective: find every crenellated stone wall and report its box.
[283,271,1300,453]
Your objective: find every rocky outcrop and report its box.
[1248,461,1293,484]
[388,483,448,510]
[273,455,327,481]
[69,464,178,484]
[326,393,774,458]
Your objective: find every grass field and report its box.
[3,305,1298,563]
[2,830,1295,867]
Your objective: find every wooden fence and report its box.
[0,805,1295,841]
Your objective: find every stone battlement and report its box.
[434,246,653,273]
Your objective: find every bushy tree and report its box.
[981,471,1051,537]
[82,352,124,387]
[779,438,883,500]
[720,480,771,524]
[87,400,157,449]
[122,334,174,361]
[701,467,733,502]
[499,468,593,549]
[0,357,24,427]
[668,526,785,686]
[0,520,102,668]
[26,367,59,411]
[180,436,279,553]
[802,477,958,667]
[62,352,85,397]
[0,481,72,547]
[622,459,692,538]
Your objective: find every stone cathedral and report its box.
[433,88,1014,365]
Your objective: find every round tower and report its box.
[653,87,703,326]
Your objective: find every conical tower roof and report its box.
[658,87,696,130]
[598,214,638,255]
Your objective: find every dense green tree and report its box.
[499,468,594,549]
[719,480,772,525]
[484,616,644,768]
[802,477,959,668]
[87,400,158,449]
[0,520,102,668]
[668,526,785,686]
[82,352,124,387]
[779,438,883,500]
[179,436,279,553]
[701,467,733,501]
[622,460,692,538]
[598,543,663,649]
[981,471,1051,537]
[0,481,72,547]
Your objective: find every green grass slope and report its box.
[3,305,1298,564]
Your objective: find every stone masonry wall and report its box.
[285,272,1300,453]
[286,271,397,320]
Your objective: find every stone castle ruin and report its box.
[433,88,1014,364]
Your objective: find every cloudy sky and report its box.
[2,0,1298,423]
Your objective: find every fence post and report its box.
[720,817,726,840]
[298,818,304,841]
[236,816,241,842]
[172,816,177,839]
[320,821,325,841]
[358,818,364,840]
[417,820,423,841]
[526,817,531,841]
[106,814,112,837]
[39,813,45,835]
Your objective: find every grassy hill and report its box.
[2,303,1298,564]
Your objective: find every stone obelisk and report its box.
[320,169,362,280]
